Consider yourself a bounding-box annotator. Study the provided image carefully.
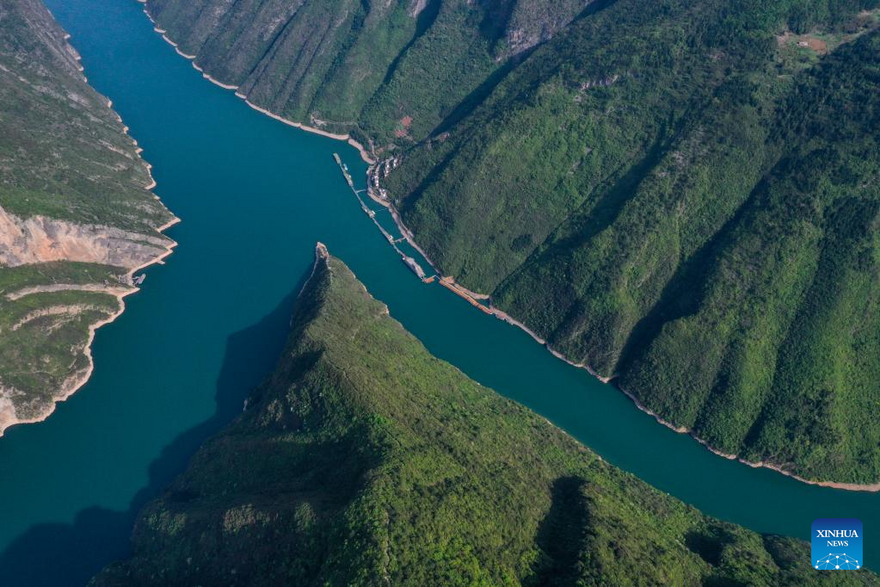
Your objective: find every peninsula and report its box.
[142,0,880,486]
[92,245,876,586]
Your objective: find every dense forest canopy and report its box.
[145,0,880,483]
[93,249,879,586]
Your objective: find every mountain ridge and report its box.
[91,244,878,586]
[142,0,880,484]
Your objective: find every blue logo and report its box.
[812,518,862,570]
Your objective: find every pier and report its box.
[334,153,434,283]
[438,277,493,315]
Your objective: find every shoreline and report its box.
[425,248,880,492]
[359,146,880,494]
[613,382,880,492]
[138,2,878,493]
[0,26,180,437]
[237,98,376,164]
[365,187,440,272]
[190,60,239,90]
[139,0,376,165]
[301,242,329,298]
[0,216,180,438]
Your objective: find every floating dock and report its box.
[402,256,426,279]
[334,153,433,284]
[338,156,515,317]
[334,153,356,190]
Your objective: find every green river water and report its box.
[0,1,876,584]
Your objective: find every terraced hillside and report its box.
[0,0,176,434]
[91,247,878,586]
[145,0,880,484]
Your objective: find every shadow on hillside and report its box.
[530,475,591,586]
[0,273,309,586]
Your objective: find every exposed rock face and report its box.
[500,0,595,55]
[0,0,177,434]
[0,206,172,268]
[0,388,22,435]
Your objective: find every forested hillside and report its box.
[145,0,880,484]
[389,2,880,484]
[0,0,176,434]
[144,0,593,145]
[91,247,877,586]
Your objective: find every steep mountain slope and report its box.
[389,4,880,484]
[91,246,877,586]
[0,0,176,434]
[619,34,880,483]
[144,0,593,146]
[144,0,880,484]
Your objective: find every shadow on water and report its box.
[0,274,308,586]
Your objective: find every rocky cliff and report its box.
[0,0,177,434]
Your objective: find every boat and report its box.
[402,256,426,279]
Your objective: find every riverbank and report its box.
[0,215,179,438]
[363,145,880,493]
[437,263,880,491]
[363,166,441,273]
[0,23,179,437]
[237,97,376,165]
[139,0,376,165]
[619,379,880,492]
[137,2,879,493]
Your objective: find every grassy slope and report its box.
[92,249,878,586]
[0,0,175,425]
[145,0,880,483]
[0,0,171,230]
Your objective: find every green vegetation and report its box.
[0,0,175,430]
[0,263,130,419]
[92,250,879,586]
[149,0,880,483]
[145,0,590,146]
[399,0,880,484]
[621,34,880,481]
[0,263,126,296]
[0,0,172,231]
[0,288,121,411]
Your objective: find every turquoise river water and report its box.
[0,0,876,584]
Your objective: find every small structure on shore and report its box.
[333,152,434,287]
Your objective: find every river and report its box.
[0,0,876,584]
